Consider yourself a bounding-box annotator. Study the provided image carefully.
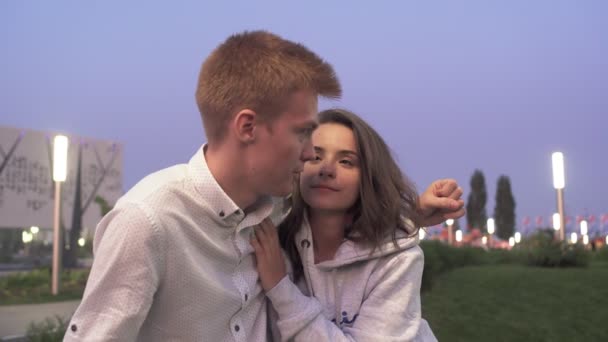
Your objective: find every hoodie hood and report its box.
[295,213,420,271]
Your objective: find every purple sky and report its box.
[2,1,606,230]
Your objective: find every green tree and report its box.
[466,169,488,232]
[94,195,113,217]
[494,175,516,240]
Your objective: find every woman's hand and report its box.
[416,179,465,227]
[251,218,287,292]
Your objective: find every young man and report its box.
[65,31,464,341]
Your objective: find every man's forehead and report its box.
[295,116,318,130]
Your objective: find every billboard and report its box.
[0,125,123,232]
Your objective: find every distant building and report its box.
[0,125,123,235]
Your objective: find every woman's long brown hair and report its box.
[278,108,420,282]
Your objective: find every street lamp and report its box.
[446,219,454,246]
[455,230,462,243]
[22,231,33,244]
[22,230,33,257]
[514,232,522,244]
[552,152,566,241]
[570,232,578,244]
[582,235,589,245]
[509,237,515,247]
[487,218,495,247]
[552,213,561,232]
[580,220,588,236]
[52,135,69,296]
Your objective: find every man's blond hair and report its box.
[195,30,341,142]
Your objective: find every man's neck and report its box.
[308,209,348,263]
[205,143,259,210]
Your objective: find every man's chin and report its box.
[270,183,294,198]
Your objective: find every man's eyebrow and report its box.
[295,122,317,132]
[305,122,318,130]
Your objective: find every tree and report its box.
[63,143,118,267]
[494,175,516,240]
[466,169,488,232]
[94,195,113,217]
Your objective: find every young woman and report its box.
[252,109,446,341]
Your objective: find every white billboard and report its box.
[0,125,123,231]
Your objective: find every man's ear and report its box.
[232,109,258,143]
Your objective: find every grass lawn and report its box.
[422,264,608,342]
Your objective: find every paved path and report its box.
[0,300,80,338]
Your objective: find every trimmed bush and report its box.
[517,232,590,268]
[420,241,488,292]
[593,246,608,264]
[0,268,89,305]
[26,315,68,342]
[419,233,591,292]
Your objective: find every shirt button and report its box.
[234,325,240,332]
[245,294,248,301]
[219,211,225,217]
[71,324,78,332]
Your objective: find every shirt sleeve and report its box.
[64,202,166,341]
[266,246,437,342]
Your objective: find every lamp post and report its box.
[580,220,588,236]
[446,219,454,246]
[455,230,462,245]
[553,213,561,238]
[552,152,566,241]
[52,135,68,295]
[487,218,495,248]
[22,230,33,257]
[570,232,578,244]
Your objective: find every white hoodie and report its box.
[266,215,438,341]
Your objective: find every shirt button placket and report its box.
[230,317,244,342]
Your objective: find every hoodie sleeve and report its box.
[266,245,437,342]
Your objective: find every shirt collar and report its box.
[188,144,275,229]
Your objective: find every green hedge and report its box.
[420,232,592,292]
[516,232,590,268]
[26,315,69,342]
[0,268,89,305]
[420,241,491,292]
[593,246,608,264]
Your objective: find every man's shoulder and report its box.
[119,163,190,205]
